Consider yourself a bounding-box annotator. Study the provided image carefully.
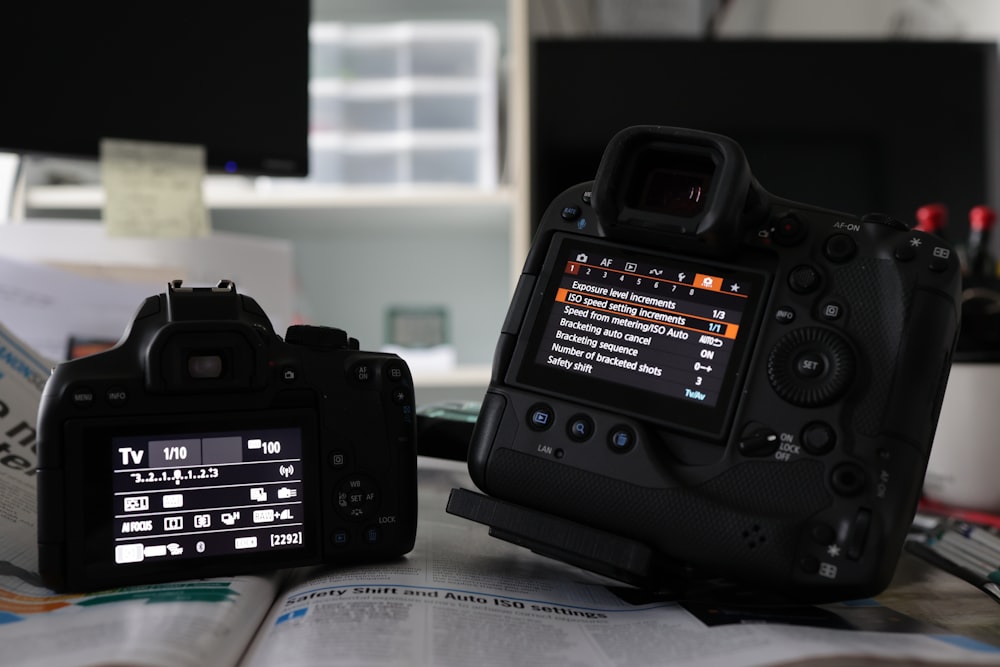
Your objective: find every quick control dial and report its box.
[767,328,855,407]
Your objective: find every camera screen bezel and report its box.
[508,234,770,440]
[61,409,323,588]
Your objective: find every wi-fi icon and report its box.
[279,464,294,478]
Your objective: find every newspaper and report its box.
[0,319,999,667]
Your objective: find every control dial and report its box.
[285,325,359,350]
[767,328,855,407]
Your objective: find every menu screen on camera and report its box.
[518,238,764,432]
[111,427,306,566]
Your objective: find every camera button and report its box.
[279,365,298,383]
[773,214,805,246]
[823,233,857,263]
[329,451,348,469]
[335,475,379,521]
[798,556,821,575]
[830,463,867,497]
[819,301,844,322]
[560,206,582,222]
[105,386,128,406]
[351,362,375,385]
[788,265,821,294]
[527,404,554,431]
[607,426,636,453]
[774,307,796,324]
[794,351,826,378]
[809,522,837,546]
[385,361,407,383]
[69,385,96,408]
[928,249,952,273]
[391,388,410,405]
[801,422,836,455]
[566,415,594,442]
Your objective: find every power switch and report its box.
[738,424,779,457]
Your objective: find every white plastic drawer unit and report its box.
[308,21,499,188]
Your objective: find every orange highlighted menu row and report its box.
[555,288,739,340]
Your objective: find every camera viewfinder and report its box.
[187,353,225,379]
[626,149,715,218]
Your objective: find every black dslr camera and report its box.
[37,280,417,592]
[448,126,961,601]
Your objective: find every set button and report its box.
[334,475,379,521]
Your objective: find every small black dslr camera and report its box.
[37,280,417,592]
[448,126,961,601]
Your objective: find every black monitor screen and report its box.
[532,40,998,241]
[1,2,309,176]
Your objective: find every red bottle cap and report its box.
[970,205,997,232]
[915,203,948,233]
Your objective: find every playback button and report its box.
[527,403,554,431]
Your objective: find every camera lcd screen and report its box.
[66,410,322,583]
[513,236,767,438]
[111,427,306,566]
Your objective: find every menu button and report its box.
[70,386,96,408]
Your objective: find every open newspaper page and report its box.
[0,322,278,667]
[241,459,1000,667]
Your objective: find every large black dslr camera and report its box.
[37,280,417,592]
[448,126,961,601]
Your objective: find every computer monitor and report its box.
[531,39,999,241]
[1,2,310,177]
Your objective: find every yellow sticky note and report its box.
[100,138,210,238]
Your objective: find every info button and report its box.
[106,386,129,406]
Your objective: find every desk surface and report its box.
[878,550,999,645]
